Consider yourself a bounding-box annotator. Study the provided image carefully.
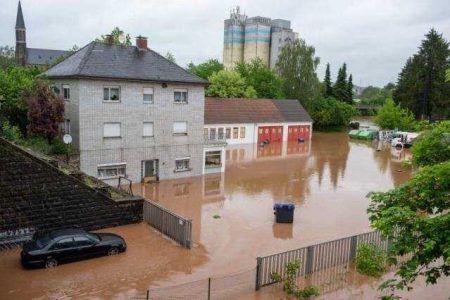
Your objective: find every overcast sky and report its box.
[1,0,449,87]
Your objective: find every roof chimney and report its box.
[136,36,148,51]
[104,34,114,45]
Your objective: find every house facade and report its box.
[44,38,208,185]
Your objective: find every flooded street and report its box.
[2,131,438,299]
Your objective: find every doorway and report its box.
[142,159,159,183]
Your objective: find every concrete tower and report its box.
[243,16,271,67]
[270,19,298,69]
[223,7,247,70]
[15,1,26,66]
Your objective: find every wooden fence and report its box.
[255,230,390,290]
[143,200,192,249]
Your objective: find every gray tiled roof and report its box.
[26,48,68,65]
[43,42,208,85]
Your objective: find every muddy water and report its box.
[0,132,418,299]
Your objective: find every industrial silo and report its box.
[243,16,271,67]
[223,7,247,70]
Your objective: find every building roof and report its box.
[26,48,68,65]
[43,42,208,85]
[15,1,25,29]
[204,98,312,124]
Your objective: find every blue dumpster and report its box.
[273,203,295,223]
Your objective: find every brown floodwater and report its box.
[3,131,438,299]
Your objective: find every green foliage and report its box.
[411,121,450,166]
[206,70,257,98]
[306,96,355,128]
[295,285,320,299]
[368,161,450,291]
[347,74,354,104]
[333,63,350,103]
[355,243,387,277]
[359,84,395,107]
[322,63,333,97]
[374,98,415,130]
[270,272,282,283]
[187,59,224,80]
[21,136,53,155]
[165,52,176,63]
[96,27,132,46]
[50,138,68,155]
[1,121,23,141]
[276,39,320,105]
[235,58,284,99]
[393,29,450,119]
[0,65,43,133]
[0,45,16,70]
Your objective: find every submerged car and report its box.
[21,228,126,269]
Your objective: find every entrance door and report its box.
[142,160,158,183]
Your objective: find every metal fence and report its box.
[143,200,192,249]
[255,230,390,290]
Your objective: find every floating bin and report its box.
[348,130,360,139]
[273,203,295,223]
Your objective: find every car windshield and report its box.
[86,233,100,242]
[36,236,52,248]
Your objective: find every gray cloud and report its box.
[1,0,449,86]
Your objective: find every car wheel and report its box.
[107,247,119,256]
[45,258,58,269]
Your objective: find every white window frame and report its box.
[63,85,70,101]
[174,88,188,104]
[103,122,121,138]
[175,157,190,172]
[143,122,154,137]
[63,119,71,135]
[143,87,154,104]
[103,86,121,102]
[173,121,187,136]
[97,163,126,179]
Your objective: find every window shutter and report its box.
[103,123,121,137]
[143,122,154,136]
[173,121,187,134]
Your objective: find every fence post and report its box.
[349,235,358,261]
[146,289,149,300]
[208,277,211,300]
[305,246,314,274]
[255,257,262,290]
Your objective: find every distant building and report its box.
[14,1,67,66]
[223,7,298,70]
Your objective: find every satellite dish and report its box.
[118,34,126,44]
[63,134,72,145]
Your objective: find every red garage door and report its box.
[257,126,283,143]
[288,125,311,141]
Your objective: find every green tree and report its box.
[347,74,354,104]
[187,59,224,80]
[235,58,284,99]
[411,121,450,166]
[306,96,355,128]
[374,98,415,130]
[368,161,450,292]
[323,63,333,97]
[0,45,16,70]
[276,39,320,105]
[333,63,348,102]
[206,70,257,98]
[165,52,176,64]
[96,27,132,46]
[393,29,450,120]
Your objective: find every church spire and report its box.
[15,1,25,29]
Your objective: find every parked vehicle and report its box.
[21,229,126,269]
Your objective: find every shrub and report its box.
[2,120,23,141]
[355,243,387,277]
[51,138,68,155]
[374,98,415,130]
[306,96,355,129]
[295,285,320,299]
[21,136,53,155]
[411,121,450,167]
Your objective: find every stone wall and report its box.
[0,138,143,242]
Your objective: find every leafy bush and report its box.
[2,120,23,141]
[411,121,450,167]
[21,136,53,155]
[295,285,320,299]
[50,138,68,155]
[374,98,415,130]
[306,96,355,128]
[355,243,387,277]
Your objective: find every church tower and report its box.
[15,1,27,66]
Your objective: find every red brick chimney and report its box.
[104,34,114,45]
[136,36,148,51]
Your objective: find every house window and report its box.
[175,158,190,172]
[209,128,216,140]
[174,89,188,103]
[51,85,60,95]
[173,121,187,135]
[240,127,245,138]
[63,85,70,101]
[218,128,224,140]
[233,127,239,139]
[143,122,154,137]
[103,86,120,102]
[103,122,121,138]
[205,151,222,169]
[63,119,71,135]
[143,87,154,104]
[97,163,126,179]
[226,128,231,139]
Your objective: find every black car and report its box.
[21,228,126,269]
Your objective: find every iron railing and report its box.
[255,230,390,290]
[143,200,192,249]
[118,176,133,196]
